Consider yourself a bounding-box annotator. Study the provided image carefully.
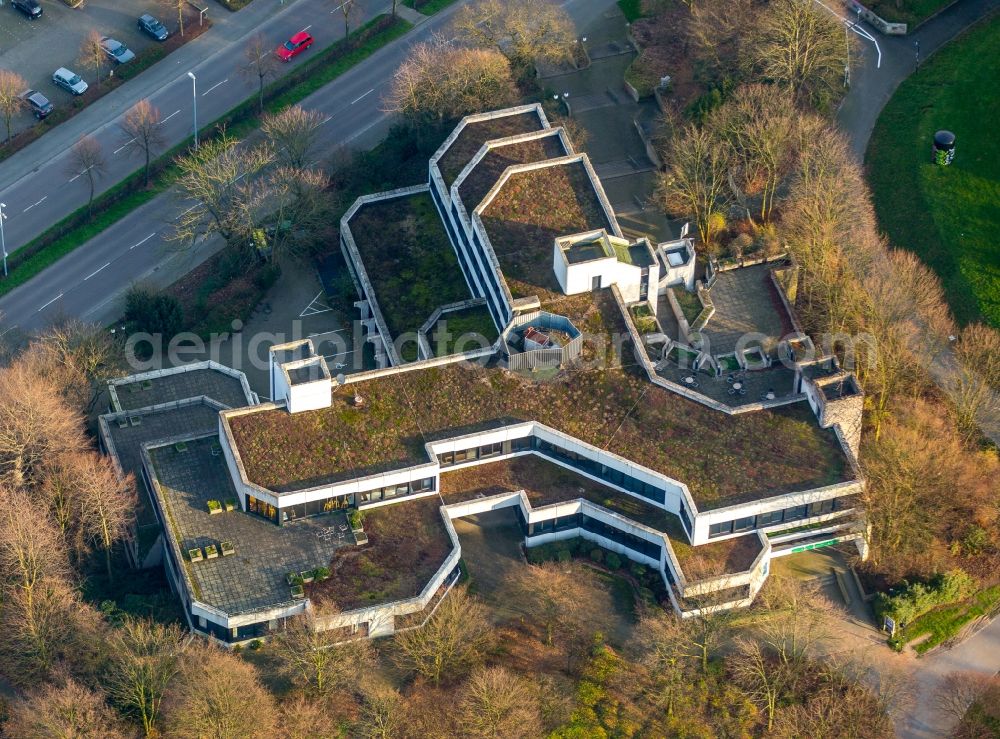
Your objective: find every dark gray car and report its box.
[23,90,53,119]
[11,0,42,19]
[100,37,136,65]
[138,14,169,42]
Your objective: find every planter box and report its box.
[286,572,300,586]
[299,571,315,584]
[223,498,236,512]
[290,584,305,599]
[207,500,222,515]
[353,531,369,546]
[204,545,219,560]
[188,548,203,563]
[221,541,235,556]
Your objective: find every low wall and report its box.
[848,1,908,34]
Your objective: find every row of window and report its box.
[527,511,664,562]
[359,477,435,505]
[708,497,851,538]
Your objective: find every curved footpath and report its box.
[835,3,1000,737]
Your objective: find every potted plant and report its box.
[286,572,302,587]
[300,570,314,584]
[290,584,305,599]
[204,544,219,559]
[223,498,237,512]
[221,540,235,556]
[188,547,203,563]
[207,500,222,515]
[348,509,364,532]
[313,566,331,581]
[174,441,188,453]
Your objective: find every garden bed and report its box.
[480,160,612,301]
[308,496,453,612]
[428,304,499,357]
[348,191,471,359]
[437,111,546,187]
[457,134,567,211]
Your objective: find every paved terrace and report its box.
[105,401,223,559]
[436,109,546,187]
[654,361,799,409]
[226,292,852,509]
[699,264,796,356]
[113,367,251,412]
[148,437,353,616]
[440,455,762,578]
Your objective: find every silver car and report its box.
[100,37,136,65]
[52,67,89,96]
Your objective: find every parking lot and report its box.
[0,0,170,136]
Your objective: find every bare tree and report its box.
[742,0,850,110]
[950,323,1000,443]
[657,124,731,244]
[340,0,360,39]
[393,586,494,686]
[66,135,107,216]
[386,39,519,124]
[454,0,577,72]
[106,617,184,737]
[121,100,166,188]
[73,453,135,580]
[163,641,279,739]
[934,672,995,726]
[162,0,187,37]
[237,166,330,262]
[170,134,273,251]
[731,637,790,732]
[356,687,407,739]
[261,106,325,169]
[277,695,341,739]
[0,485,72,596]
[5,675,128,738]
[751,575,832,667]
[0,362,86,488]
[636,610,698,717]
[458,666,541,738]
[271,614,374,696]
[243,34,280,113]
[80,30,107,87]
[0,70,28,144]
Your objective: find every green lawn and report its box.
[402,0,461,14]
[863,0,952,26]
[891,584,1000,654]
[866,16,1000,327]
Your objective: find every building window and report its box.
[756,509,783,527]
[479,442,503,459]
[439,451,455,466]
[709,521,734,538]
[511,437,531,452]
[733,516,755,533]
[783,505,809,522]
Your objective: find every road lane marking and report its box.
[319,115,333,126]
[329,1,349,12]
[302,24,313,31]
[130,232,157,250]
[351,88,375,105]
[37,293,63,312]
[160,109,181,124]
[202,78,228,96]
[176,203,199,219]
[84,262,111,281]
[22,196,47,213]
[113,138,136,155]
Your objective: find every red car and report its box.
[276,31,314,62]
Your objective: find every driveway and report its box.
[0,0,169,137]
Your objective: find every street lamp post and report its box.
[187,72,198,150]
[0,202,7,278]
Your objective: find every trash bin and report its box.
[932,130,955,165]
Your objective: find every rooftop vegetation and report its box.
[228,294,850,506]
[308,496,453,612]
[428,304,499,357]
[457,133,567,212]
[348,191,471,359]
[437,111,545,187]
[480,160,613,302]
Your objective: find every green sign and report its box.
[790,538,839,554]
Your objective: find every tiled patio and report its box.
[149,437,352,616]
[115,368,250,411]
[699,265,795,355]
[655,362,799,409]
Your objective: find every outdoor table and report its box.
[683,376,696,384]
[732,382,743,390]
[765,392,775,400]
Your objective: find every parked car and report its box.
[100,37,136,65]
[11,0,42,19]
[275,31,313,62]
[138,14,169,41]
[23,90,53,119]
[52,67,89,96]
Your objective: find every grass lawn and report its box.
[866,16,1000,327]
[429,304,499,356]
[891,584,1000,654]
[863,0,953,26]
[402,0,460,14]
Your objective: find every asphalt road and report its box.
[0,0,609,334]
[0,0,385,258]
